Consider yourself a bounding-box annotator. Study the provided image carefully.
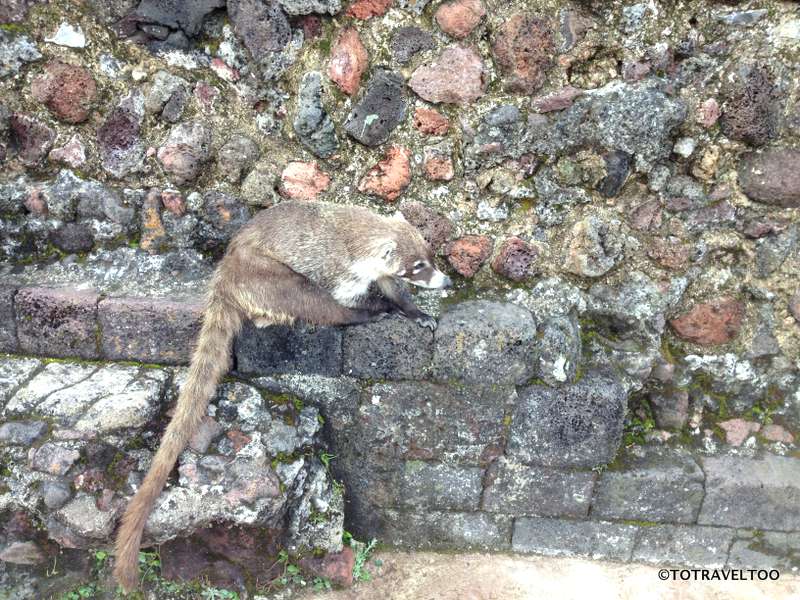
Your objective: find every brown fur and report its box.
[113,201,442,591]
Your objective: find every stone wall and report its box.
[1,0,800,596]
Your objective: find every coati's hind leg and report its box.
[229,256,386,327]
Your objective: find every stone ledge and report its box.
[699,454,800,532]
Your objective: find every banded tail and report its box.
[113,296,242,591]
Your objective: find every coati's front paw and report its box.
[414,313,437,330]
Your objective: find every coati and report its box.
[113,200,451,590]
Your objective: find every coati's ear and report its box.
[391,211,407,223]
[378,239,397,260]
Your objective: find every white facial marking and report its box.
[408,268,449,289]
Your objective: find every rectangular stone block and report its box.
[357,382,514,464]
[235,321,342,377]
[400,461,484,511]
[699,454,800,532]
[482,457,595,518]
[15,287,99,359]
[365,509,512,551]
[342,315,433,380]
[727,532,800,571]
[99,296,203,364]
[513,517,637,562]
[632,525,735,568]
[508,371,626,468]
[0,285,18,352]
[592,447,704,524]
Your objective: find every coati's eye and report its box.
[413,260,425,273]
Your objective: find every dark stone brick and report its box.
[699,454,800,532]
[49,222,94,253]
[235,321,342,377]
[632,525,735,568]
[15,287,99,359]
[432,300,537,385]
[597,150,631,197]
[355,381,513,464]
[344,69,407,147]
[592,447,704,524]
[720,63,779,147]
[361,509,511,551]
[390,26,435,64]
[513,517,637,561]
[398,199,453,251]
[0,285,17,352]
[400,461,483,511]
[342,315,433,380]
[507,371,626,468]
[482,457,595,518]
[738,147,800,209]
[99,296,203,364]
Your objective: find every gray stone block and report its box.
[432,300,538,385]
[592,447,704,524]
[99,296,203,364]
[508,371,626,468]
[0,420,48,445]
[342,315,433,380]
[400,461,483,511]
[513,517,637,561]
[15,287,99,359]
[699,454,800,532]
[632,525,735,568]
[727,532,800,571]
[482,457,595,518]
[235,321,342,377]
[357,381,514,464]
[365,509,512,551]
[0,285,17,352]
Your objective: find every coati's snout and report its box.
[398,260,452,289]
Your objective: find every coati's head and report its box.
[379,212,452,289]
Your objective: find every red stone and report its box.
[194,81,219,112]
[719,418,760,447]
[697,98,720,128]
[629,199,662,231]
[328,27,368,96]
[31,61,97,124]
[445,235,492,277]
[670,298,745,346]
[423,147,454,181]
[409,45,487,105]
[299,547,355,587]
[647,237,691,270]
[210,58,239,82]
[280,161,331,200]
[227,430,252,453]
[346,0,391,19]
[435,0,485,39]
[24,188,48,216]
[413,107,450,135]
[161,190,186,216]
[10,114,55,166]
[48,134,86,169]
[492,14,555,94]
[491,237,538,281]
[532,86,583,113]
[358,146,411,202]
[790,291,800,323]
[399,199,453,250]
[762,424,795,444]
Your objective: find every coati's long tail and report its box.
[113,295,242,591]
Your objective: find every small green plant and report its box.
[138,550,161,584]
[352,538,377,582]
[319,452,336,470]
[92,549,108,570]
[274,550,306,587]
[60,583,98,600]
[313,576,332,591]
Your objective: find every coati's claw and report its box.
[415,314,437,330]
